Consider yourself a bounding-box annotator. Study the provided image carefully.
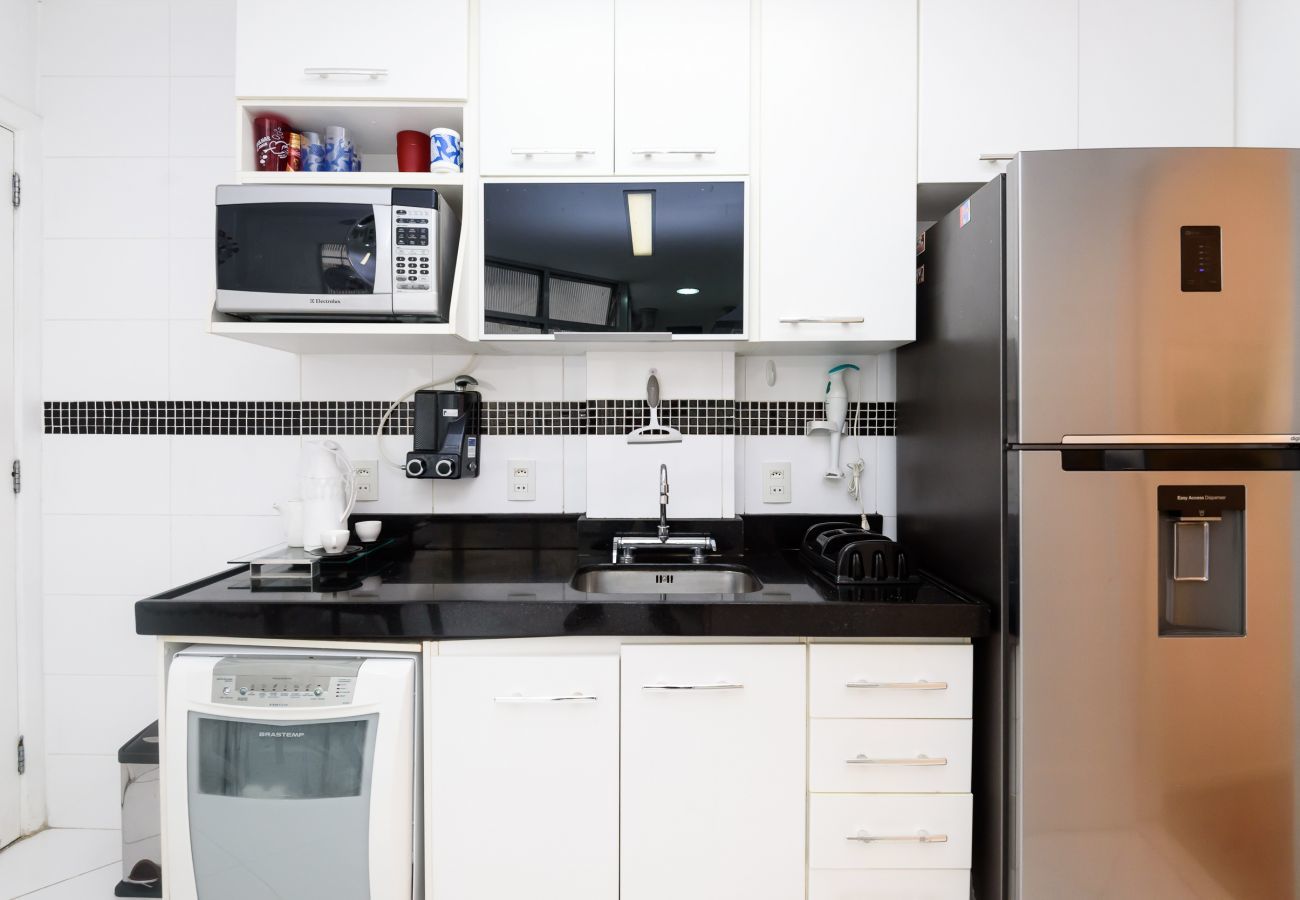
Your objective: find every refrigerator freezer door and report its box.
[1010,148,1300,443]
[1015,450,1300,899]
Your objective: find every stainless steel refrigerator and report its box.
[900,148,1300,899]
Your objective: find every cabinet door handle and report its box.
[303,67,388,80]
[845,679,948,690]
[779,316,865,324]
[846,754,948,767]
[510,148,597,156]
[847,831,948,844]
[979,153,1016,161]
[494,693,597,703]
[629,148,718,156]
[642,682,744,691]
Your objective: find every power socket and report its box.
[353,460,379,502]
[763,462,791,504]
[508,459,536,501]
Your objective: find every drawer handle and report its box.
[979,153,1016,161]
[642,682,744,691]
[846,753,948,767]
[303,67,388,80]
[779,316,865,324]
[845,679,948,691]
[630,148,718,156]
[510,148,597,156]
[847,830,949,844]
[494,693,597,703]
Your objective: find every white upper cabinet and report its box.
[1078,0,1234,148]
[235,0,468,99]
[479,0,615,175]
[614,0,751,174]
[757,0,917,346]
[919,0,1078,183]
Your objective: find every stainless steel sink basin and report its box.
[570,564,763,595]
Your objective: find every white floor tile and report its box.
[18,861,121,899]
[0,829,120,899]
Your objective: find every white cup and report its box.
[355,520,383,543]
[321,530,350,554]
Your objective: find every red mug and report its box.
[253,115,290,171]
[396,129,431,172]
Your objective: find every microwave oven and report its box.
[215,185,460,320]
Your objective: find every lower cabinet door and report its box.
[809,794,973,871]
[809,868,971,900]
[428,656,619,899]
[620,644,807,900]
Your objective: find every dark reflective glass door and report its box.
[217,203,378,295]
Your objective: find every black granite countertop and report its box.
[135,515,990,641]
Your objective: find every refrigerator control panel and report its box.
[1180,225,1222,292]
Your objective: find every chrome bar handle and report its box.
[510,148,597,156]
[494,693,597,703]
[978,153,1016,161]
[779,316,865,324]
[847,831,948,844]
[845,679,948,690]
[642,682,744,691]
[303,67,388,79]
[630,148,718,155]
[846,754,947,767]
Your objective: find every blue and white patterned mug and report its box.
[429,128,463,173]
[301,131,326,172]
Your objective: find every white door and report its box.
[479,0,615,174]
[235,0,469,99]
[1078,0,1234,148]
[620,644,806,900]
[614,0,751,174]
[757,0,917,345]
[0,125,18,849]
[428,656,619,899]
[918,0,1078,182]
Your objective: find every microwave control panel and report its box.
[209,657,364,707]
[393,206,434,293]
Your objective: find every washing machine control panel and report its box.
[209,657,365,707]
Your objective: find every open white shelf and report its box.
[209,318,472,355]
[235,171,464,212]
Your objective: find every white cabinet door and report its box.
[758,0,917,344]
[919,0,1078,182]
[235,0,468,99]
[428,656,619,900]
[614,0,751,174]
[621,644,806,900]
[479,0,615,174]
[1078,0,1234,148]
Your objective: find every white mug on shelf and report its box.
[321,530,350,554]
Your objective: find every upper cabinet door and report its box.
[479,0,615,175]
[614,0,751,174]
[919,0,1078,183]
[757,0,917,346]
[235,0,468,100]
[1078,0,1234,148]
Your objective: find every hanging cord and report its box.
[376,355,481,470]
[843,367,870,530]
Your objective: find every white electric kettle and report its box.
[299,440,356,551]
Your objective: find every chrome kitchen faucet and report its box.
[611,464,717,564]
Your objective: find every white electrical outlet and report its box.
[763,462,791,503]
[353,460,379,502]
[508,459,536,501]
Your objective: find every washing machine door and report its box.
[186,712,378,900]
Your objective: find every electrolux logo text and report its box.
[308,297,343,304]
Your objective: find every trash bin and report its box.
[116,721,161,897]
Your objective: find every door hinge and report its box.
[10,172,18,209]
[16,736,24,775]
[11,460,19,494]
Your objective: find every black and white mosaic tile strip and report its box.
[45,400,896,437]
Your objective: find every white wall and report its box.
[1236,0,1300,147]
[0,0,39,112]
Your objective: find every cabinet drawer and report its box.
[810,644,972,718]
[810,868,970,900]
[810,719,971,794]
[809,794,972,870]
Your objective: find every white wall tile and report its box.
[170,436,300,515]
[877,350,897,401]
[170,0,236,77]
[876,436,897,517]
[43,515,172,596]
[44,239,171,320]
[41,76,171,157]
[322,434,433,514]
[168,319,299,399]
[169,77,235,157]
[40,0,169,77]
[586,351,727,399]
[300,355,433,401]
[44,755,122,829]
[741,355,880,403]
[43,435,171,515]
[586,436,724,519]
[44,158,170,238]
[43,320,169,399]
[740,435,877,516]
[42,595,155,676]
[169,236,217,319]
[171,514,285,584]
[168,157,236,238]
[563,434,586,513]
[467,355,563,400]
[562,356,586,401]
[0,0,39,111]
[44,674,157,755]
[433,436,566,514]
[881,516,897,540]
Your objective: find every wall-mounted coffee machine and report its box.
[405,377,481,480]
